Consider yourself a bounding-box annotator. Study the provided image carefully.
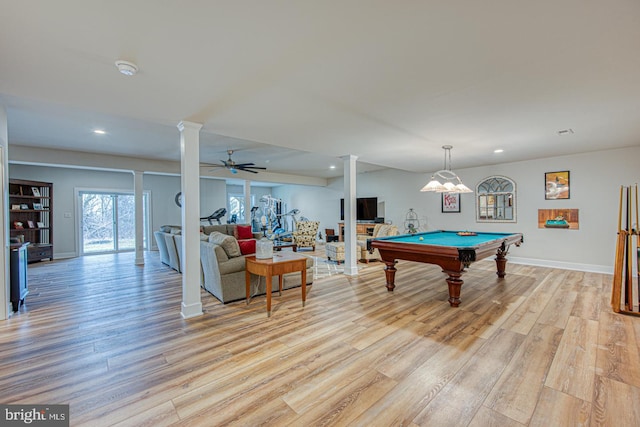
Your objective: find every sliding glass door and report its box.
[80,191,148,254]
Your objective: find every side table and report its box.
[245,252,308,317]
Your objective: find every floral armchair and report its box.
[292,221,320,251]
[357,224,399,262]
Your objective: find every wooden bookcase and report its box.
[9,179,53,262]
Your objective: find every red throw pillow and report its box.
[236,225,253,240]
[238,239,256,255]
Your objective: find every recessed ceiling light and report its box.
[93,129,106,135]
[494,149,504,153]
[115,60,138,76]
[329,165,336,169]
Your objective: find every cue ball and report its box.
[419,237,424,241]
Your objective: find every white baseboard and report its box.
[509,256,613,275]
[52,252,77,260]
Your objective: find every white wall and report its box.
[274,146,640,272]
[272,183,344,236]
[8,145,638,271]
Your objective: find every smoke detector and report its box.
[115,60,138,76]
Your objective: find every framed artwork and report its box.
[31,187,41,197]
[538,209,579,229]
[33,203,43,210]
[545,171,570,200]
[37,222,45,228]
[27,220,35,228]
[11,204,21,210]
[442,193,461,213]
[20,204,29,210]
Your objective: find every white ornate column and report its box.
[342,154,358,276]
[133,170,144,265]
[178,121,203,318]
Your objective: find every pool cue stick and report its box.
[636,184,639,311]
[625,186,633,311]
[618,186,623,231]
[611,229,626,312]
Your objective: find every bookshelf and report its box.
[9,179,53,262]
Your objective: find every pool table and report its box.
[369,230,523,307]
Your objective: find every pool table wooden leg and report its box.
[443,270,463,307]
[495,251,508,278]
[383,260,397,291]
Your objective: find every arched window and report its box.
[476,176,516,223]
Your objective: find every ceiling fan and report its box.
[202,150,267,174]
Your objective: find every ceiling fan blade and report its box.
[233,162,256,167]
[239,168,259,174]
[238,166,266,170]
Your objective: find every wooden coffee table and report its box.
[245,252,308,317]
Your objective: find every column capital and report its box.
[340,154,358,162]
[177,121,203,132]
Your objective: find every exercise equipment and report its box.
[200,208,227,225]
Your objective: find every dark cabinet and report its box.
[10,243,29,312]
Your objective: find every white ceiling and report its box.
[1,1,639,181]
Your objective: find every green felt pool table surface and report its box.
[369,229,524,307]
[375,230,520,248]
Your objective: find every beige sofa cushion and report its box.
[208,231,241,258]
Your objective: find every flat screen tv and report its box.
[340,197,377,221]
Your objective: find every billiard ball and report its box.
[419,236,424,241]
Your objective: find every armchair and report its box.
[357,224,399,262]
[292,221,320,251]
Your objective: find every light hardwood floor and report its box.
[1,247,639,426]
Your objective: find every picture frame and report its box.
[442,193,461,213]
[20,204,29,210]
[37,222,45,228]
[27,220,35,229]
[31,187,41,197]
[33,203,43,210]
[11,204,21,210]
[545,171,570,200]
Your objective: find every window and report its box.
[476,176,516,223]
[228,194,255,224]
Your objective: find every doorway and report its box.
[79,191,149,255]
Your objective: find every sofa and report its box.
[200,239,314,303]
[154,223,314,304]
[154,223,258,273]
[356,223,399,262]
[325,223,399,264]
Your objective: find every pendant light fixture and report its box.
[420,145,473,193]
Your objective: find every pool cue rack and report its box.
[611,184,639,316]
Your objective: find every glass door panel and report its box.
[82,194,115,253]
[117,195,135,250]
